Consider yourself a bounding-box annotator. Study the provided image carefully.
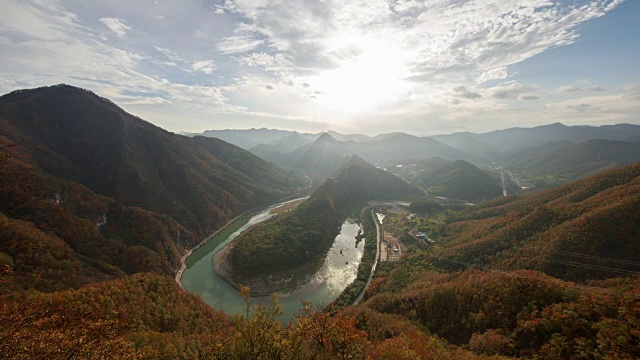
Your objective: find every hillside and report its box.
[500,140,575,167]
[0,85,304,235]
[349,163,640,358]
[507,139,640,185]
[363,269,640,358]
[223,156,422,294]
[0,156,203,294]
[418,160,503,201]
[431,162,640,282]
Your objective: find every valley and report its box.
[1,85,640,359]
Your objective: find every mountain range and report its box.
[195,122,640,190]
[2,84,640,359]
[433,122,640,153]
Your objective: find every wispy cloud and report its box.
[558,85,605,93]
[191,60,216,74]
[99,17,131,38]
[217,35,263,54]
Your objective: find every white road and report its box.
[501,172,508,196]
[353,209,381,305]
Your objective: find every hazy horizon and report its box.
[1,0,638,136]
[178,120,639,138]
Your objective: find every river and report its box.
[180,203,365,321]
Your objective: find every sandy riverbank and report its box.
[174,213,244,289]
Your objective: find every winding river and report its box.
[180,203,365,321]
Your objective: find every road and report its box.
[353,209,381,305]
[500,171,508,196]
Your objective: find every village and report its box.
[375,205,436,263]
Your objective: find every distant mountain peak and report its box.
[336,154,369,173]
[315,132,339,143]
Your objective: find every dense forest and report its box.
[432,162,640,282]
[0,156,201,294]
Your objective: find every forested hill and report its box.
[0,84,304,235]
[432,161,640,281]
[227,156,422,293]
[418,159,502,201]
[508,138,640,185]
[355,163,640,358]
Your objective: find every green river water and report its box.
[180,202,365,321]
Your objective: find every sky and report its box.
[0,0,638,136]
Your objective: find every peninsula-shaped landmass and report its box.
[215,155,423,294]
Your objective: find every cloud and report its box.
[558,85,605,93]
[217,35,263,54]
[153,46,184,63]
[489,82,533,99]
[452,85,482,99]
[237,52,293,74]
[192,60,216,74]
[99,18,131,38]
[567,103,594,112]
[477,67,509,83]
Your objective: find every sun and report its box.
[310,35,408,113]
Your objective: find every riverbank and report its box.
[174,178,312,290]
[175,213,246,289]
[213,235,324,297]
[181,207,365,322]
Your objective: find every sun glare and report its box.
[311,35,408,113]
